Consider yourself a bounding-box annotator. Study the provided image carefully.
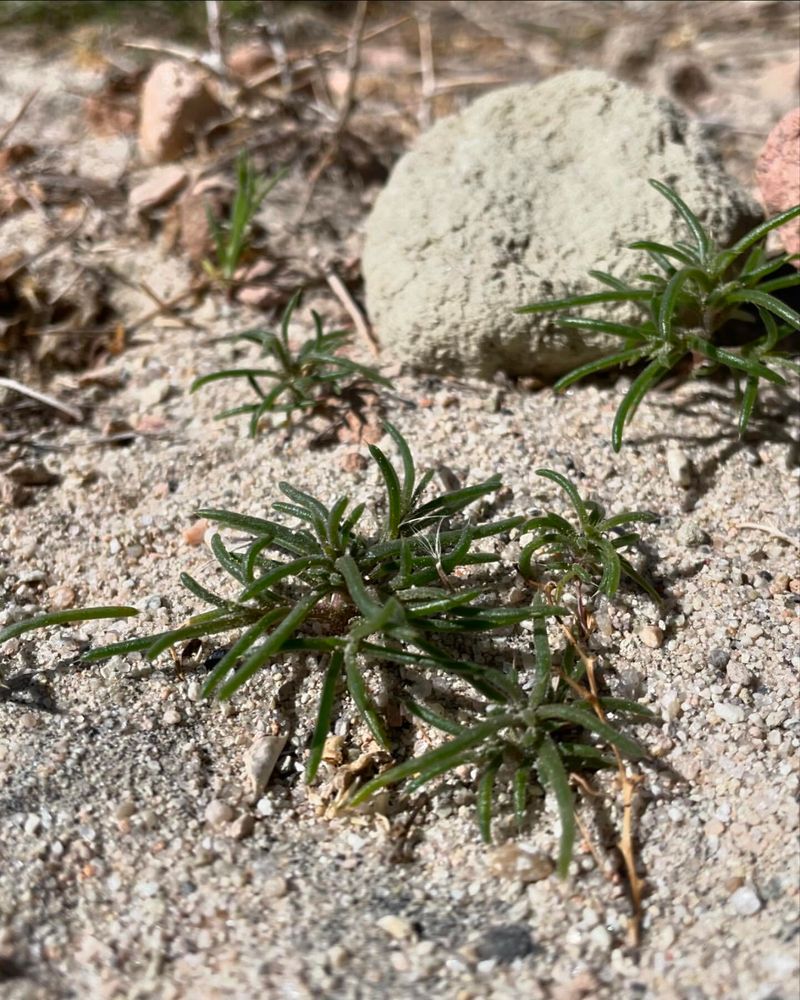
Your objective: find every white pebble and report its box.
[729,885,762,915]
[243,734,288,801]
[715,702,746,725]
[204,799,235,827]
[639,625,664,649]
[667,447,694,487]
[377,915,414,940]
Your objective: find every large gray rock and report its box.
[363,71,758,380]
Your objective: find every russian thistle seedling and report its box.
[191,290,389,435]
[517,180,800,450]
[519,469,659,609]
[204,152,286,282]
[351,599,654,876]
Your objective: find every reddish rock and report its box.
[226,41,273,81]
[235,260,277,308]
[756,108,800,264]
[129,165,188,211]
[138,60,224,164]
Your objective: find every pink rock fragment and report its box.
[755,107,800,264]
[138,60,224,164]
[128,164,188,211]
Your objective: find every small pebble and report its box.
[715,702,746,725]
[376,915,414,940]
[163,708,182,726]
[487,843,554,883]
[708,647,730,669]
[204,799,235,827]
[182,519,209,546]
[666,447,694,487]
[729,885,762,916]
[639,625,664,649]
[243,734,288,801]
[227,814,255,841]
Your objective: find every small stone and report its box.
[729,884,762,916]
[23,814,41,836]
[115,799,136,820]
[6,461,60,486]
[726,661,753,688]
[487,843,554,883]
[139,380,172,408]
[662,690,681,721]
[715,702,746,725]
[639,625,664,649]
[182,519,209,546]
[243,734,288,801]
[204,799,235,827]
[227,814,255,840]
[129,164,188,210]
[666,448,694,487]
[226,41,273,80]
[47,586,76,611]
[708,647,730,670]
[704,819,725,837]
[163,707,182,726]
[474,924,535,963]
[756,108,800,263]
[235,260,278,309]
[376,915,414,940]
[769,573,790,596]
[263,875,289,898]
[340,451,369,473]
[676,522,711,548]
[139,60,224,164]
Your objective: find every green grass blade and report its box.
[536,704,647,760]
[200,607,290,698]
[368,444,402,538]
[536,735,575,878]
[535,469,589,525]
[306,650,344,782]
[348,715,514,806]
[344,646,390,748]
[649,179,712,263]
[611,356,674,452]
[477,756,502,843]
[712,203,800,276]
[516,289,653,314]
[0,606,138,645]
[553,347,648,392]
[216,590,324,699]
[725,290,800,330]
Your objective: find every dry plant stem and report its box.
[416,9,435,130]
[240,15,411,95]
[124,41,228,80]
[205,0,223,69]
[558,612,645,946]
[0,378,82,423]
[127,282,209,334]
[323,269,380,356]
[733,522,800,549]
[295,0,369,222]
[0,89,38,149]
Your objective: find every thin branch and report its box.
[0,90,38,149]
[733,521,800,548]
[416,9,435,131]
[0,378,83,423]
[324,269,380,357]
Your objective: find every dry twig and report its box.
[0,90,38,149]
[323,269,380,357]
[0,377,83,423]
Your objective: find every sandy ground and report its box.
[1,3,799,998]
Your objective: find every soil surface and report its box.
[0,4,798,999]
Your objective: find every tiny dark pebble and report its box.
[474,924,536,963]
[708,647,730,670]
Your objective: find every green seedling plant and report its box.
[0,423,555,756]
[203,152,286,282]
[0,433,659,893]
[517,180,800,450]
[351,605,654,877]
[519,469,660,619]
[191,290,389,436]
